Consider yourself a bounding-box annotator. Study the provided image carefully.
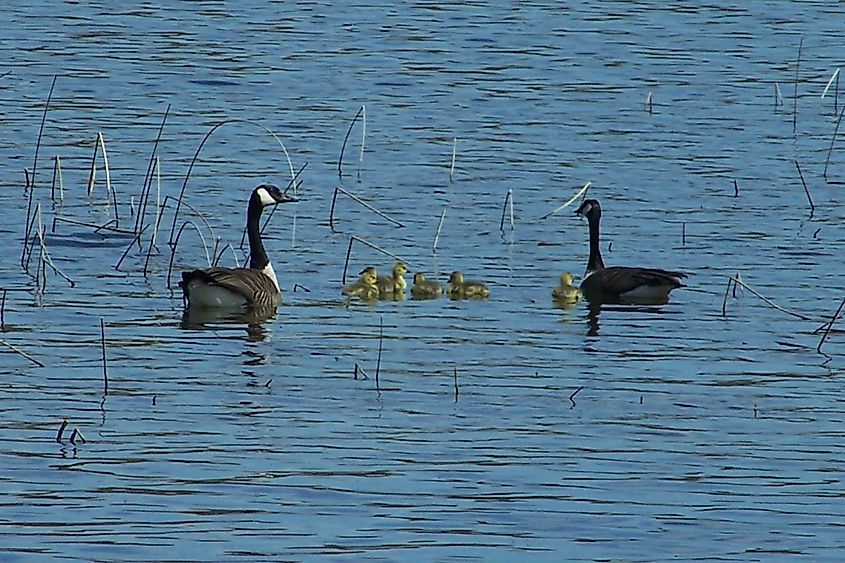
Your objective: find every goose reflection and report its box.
[585,302,672,337]
[180,304,277,342]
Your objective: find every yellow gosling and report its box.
[411,273,443,299]
[552,272,581,303]
[447,271,490,299]
[342,268,380,301]
[376,261,409,297]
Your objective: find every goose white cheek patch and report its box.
[257,187,277,207]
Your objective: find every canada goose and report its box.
[376,262,409,297]
[552,272,581,303]
[575,199,686,303]
[342,267,380,301]
[411,272,443,299]
[447,271,490,299]
[179,184,297,308]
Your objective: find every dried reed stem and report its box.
[166,220,212,288]
[0,289,5,331]
[449,138,457,182]
[357,105,366,182]
[794,159,814,216]
[134,104,170,238]
[22,74,58,270]
[341,235,409,284]
[375,315,383,392]
[824,103,845,181]
[793,37,802,136]
[50,156,64,202]
[733,179,739,197]
[259,161,307,236]
[646,91,653,114]
[569,385,583,407]
[453,366,459,403]
[0,339,44,368]
[822,68,840,100]
[432,206,447,253]
[726,275,812,321]
[333,186,405,228]
[114,225,149,270]
[100,318,109,396]
[774,81,784,110]
[499,189,514,232]
[817,297,845,354]
[56,420,68,443]
[539,182,591,221]
[338,105,364,179]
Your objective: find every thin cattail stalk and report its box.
[33,206,74,288]
[793,37,802,136]
[794,160,814,215]
[726,275,812,321]
[539,182,591,221]
[453,366,459,403]
[822,68,840,100]
[69,428,86,446]
[357,104,366,182]
[134,104,170,238]
[0,338,44,368]
[334,186,405,228]
[50,156,64,202]
[774,81,784,110]
[22,75,58,271]
[86,133,100,197]
[338,105,364,179]
[569,385,583,407]
[721,276,734,317]
[682,222,686,246]
[733,179,739,197]
[449,137,457,182]
[166,220,212,288]
[49,216,133,235]
[114,225,149,271]
[212,243,241,268]
[646,91,653,114]
[375,315,383,392]
[56,420,68,443]
[432,206,447,253]
[499,189,515,232]
[824,103,845,181]
[0,289,5,331]
[817,297,845,354]
[152,157,161,246]
[100,318,109,396]
[341,235,410,284]
[96,132,120,227]
[259,161,308,236]
[328,186,340,232]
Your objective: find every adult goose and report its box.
[179,184,297,309]
[575,199,686,303]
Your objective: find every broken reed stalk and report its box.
[794,160,815,215]
[733,179,739,197]
[338,105,364,179]
[824,102,845,181]
[499,189,514,232]
[822,68,840,102]
[50,156,64,202]
[0,339,45,368]
[539,182,591,221]
[134,104,170,238]
[331,186,405,228]
[357,105,366,182]
[793,36,802,136]
[817,297,845,354]
[166,220,212,288]
[259,161,308,236]
[49,216,133,235]
[22,74,58,271]
[56,420,68,443]
[341,235,409,284]
[724,275,812,321]
[329,187,340,232]
[375,315,383,392]
[1,289,6,331]
[774,81,784,110]
[100,318,109,396]
[32,203,75,288]
[168,118,297,252]
[211,243,241,268]
[69,428,86,446]
[114,225,149,270]
[453,366,459,403]
[569,385,583,407]
[432,206,447,253]
[646,91,653,114]
[449,138,457,182]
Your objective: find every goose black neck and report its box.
[586,211,605,272]
[247,198,269,270]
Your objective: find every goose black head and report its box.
[253,183,298,208]
[575,198,601,220]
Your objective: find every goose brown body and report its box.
[179,184,297,309]
[575,199,686,304]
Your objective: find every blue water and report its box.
[1,2,845,560]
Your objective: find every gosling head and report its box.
[393,262,409,276]
[413,273,427,284]
[361,270,378,287]
[253,183,298,208]
[358,266,378,277]
[448,271,464,284]
[561,272,574,285]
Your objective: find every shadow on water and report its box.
[584,300,673,337]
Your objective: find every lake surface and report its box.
[2,1,845,560]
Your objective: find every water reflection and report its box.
[180,305,277,341]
